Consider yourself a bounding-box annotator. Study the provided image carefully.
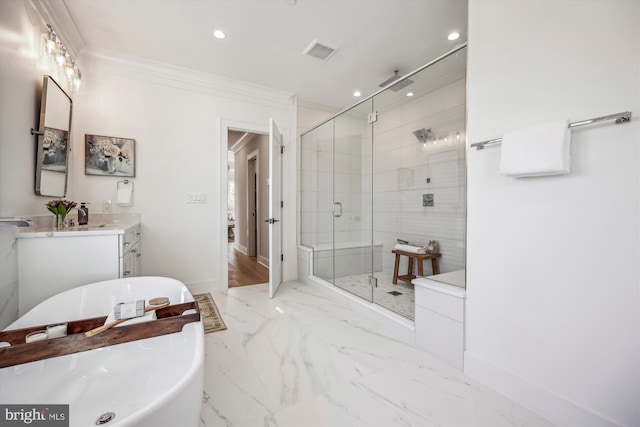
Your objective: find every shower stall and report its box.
[300,45,467,320]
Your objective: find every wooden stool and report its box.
[392,249,441,284]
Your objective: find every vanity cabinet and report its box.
[17,222,141,316]
[121,224,141,278]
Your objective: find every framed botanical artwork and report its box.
[41,127,69,172]
[85,134,135,177]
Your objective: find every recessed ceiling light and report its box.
[406,92,414,97]
[353,91,361,97]
[448,32,460,41]
[213,30,226,39]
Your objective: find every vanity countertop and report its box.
[16,213,140,238]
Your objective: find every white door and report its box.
[268,118,283,298]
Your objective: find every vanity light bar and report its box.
[43,24,82,92]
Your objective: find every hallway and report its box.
[228,243,269,287]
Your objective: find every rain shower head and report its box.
[413,128,432,143]
[378,70,414,92]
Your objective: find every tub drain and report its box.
[96,412,116,425]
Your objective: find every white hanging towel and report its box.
[499,119,571,177]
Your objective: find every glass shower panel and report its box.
[371,48,467,319]
[300,120,335,284]
[331,100,373,301]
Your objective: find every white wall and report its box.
[0,0,57,328]
[466,1,639,427]
[71,51,297,293]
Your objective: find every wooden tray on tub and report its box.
[0,302,200,368]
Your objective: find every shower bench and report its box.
[392,249,441,284]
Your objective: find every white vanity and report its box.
[16,214,141,315]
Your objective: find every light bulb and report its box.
[46,38,55,54]
[74,70,82,91]
[66,62,74,78]
[56,46,65,66]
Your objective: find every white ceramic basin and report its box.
[0,277,204,427]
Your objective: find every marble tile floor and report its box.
[334,271,415,319]
[199,281,554,427]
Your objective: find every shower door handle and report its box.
[333,202,343,218]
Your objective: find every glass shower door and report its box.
[331,100,373,301]
[301,120,335,284]
[370,48,467,319]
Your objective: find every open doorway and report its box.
[227,130,270,287]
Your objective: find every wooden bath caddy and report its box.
[0,302,200,368]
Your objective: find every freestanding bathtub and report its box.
[0,276,204,427]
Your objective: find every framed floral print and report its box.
[85,134,135,177]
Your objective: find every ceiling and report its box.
[56,0,468,109]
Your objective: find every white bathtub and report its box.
[0,276,204,427]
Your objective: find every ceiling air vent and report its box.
[303,39,338,61]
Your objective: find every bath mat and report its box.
[193,293,227,333]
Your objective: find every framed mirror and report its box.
[35,75,72,197]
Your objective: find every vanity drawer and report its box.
[120,224,141,253]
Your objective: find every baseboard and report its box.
[184,278,223,294]
[464,351,624,427]
[235,243,248,255]
[257,255,269,268]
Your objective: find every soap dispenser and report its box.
[78,202,89,226]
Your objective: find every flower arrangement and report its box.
[46,199,77,229]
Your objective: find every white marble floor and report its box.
[334,271,415,319]
[199,281,554,427]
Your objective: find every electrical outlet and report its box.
[103,200,112,212]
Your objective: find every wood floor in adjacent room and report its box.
[228,243,269,287]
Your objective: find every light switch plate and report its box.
[187,192,207,203]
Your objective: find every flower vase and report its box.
[54,213,66,230]
[106,156,116,174]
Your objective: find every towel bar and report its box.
[470,111,632,150]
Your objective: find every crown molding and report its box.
[230,133,259,154]
[297,99,340,114]
[81,48,297,110]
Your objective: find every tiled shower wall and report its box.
[300,70,466,278]
[373,72,466,275]
[300,118,369,247]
